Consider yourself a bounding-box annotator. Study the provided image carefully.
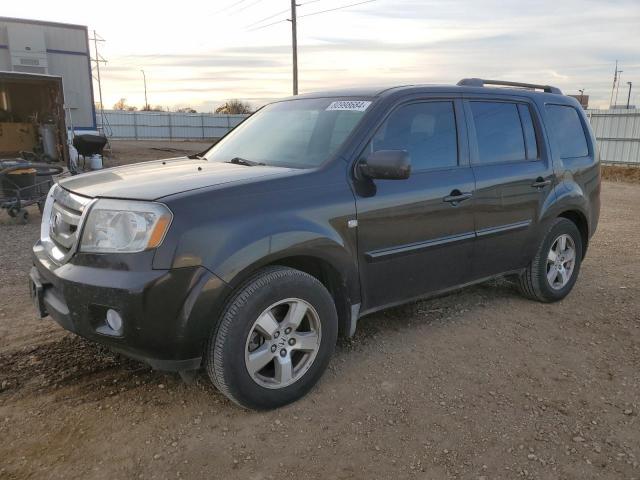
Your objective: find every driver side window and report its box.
[366,101,458,171]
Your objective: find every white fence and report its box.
[97,110,249,140]
[96,108,640,165]
[587,109,640,165]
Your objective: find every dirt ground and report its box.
[0,150,639,479]
[103,140,215,167]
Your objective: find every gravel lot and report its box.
[0,147,638,480]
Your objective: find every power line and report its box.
[298,0,377,19]
[299,0,326,6]
[213,0,250,15]
[245,0,324,30]
[247,17,289,32]
[228,0,264,15]
[247,0,377,31]
[245,6,290,28]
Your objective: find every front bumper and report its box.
[30,242,230,371]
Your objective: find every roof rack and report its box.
[457,78,562,95]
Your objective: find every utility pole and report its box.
[578,89,585,108]
[141,70,149,110]
[609,60,620,108]
[89,30,107,129]
[627,82,633,109]
[614,70,623,107]
[289,0,298,95]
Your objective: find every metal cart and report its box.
[0,160,63,223]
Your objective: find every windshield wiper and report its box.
[188,153,204,159]
[227,157,265,167]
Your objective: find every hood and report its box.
[59,157,296,200]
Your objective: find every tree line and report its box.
[104,98,253,114]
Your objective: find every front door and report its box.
[463,98,555,278]
[354,98,476,312]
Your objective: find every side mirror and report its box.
[359,150,411,180]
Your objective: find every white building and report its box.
[0,16,96,132]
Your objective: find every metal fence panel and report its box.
[587,109,640,165]
[98,110,250,140]
[98,109,639,164]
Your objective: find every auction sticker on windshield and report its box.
[326,100,372,112]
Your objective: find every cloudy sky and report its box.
[5,0,640,110]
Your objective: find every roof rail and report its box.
[457,78,562,95]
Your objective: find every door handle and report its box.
[531,177,551,188]
[443,190,473,205]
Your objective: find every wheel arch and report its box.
[265,255,354,338]
[541,181,592,259]
[557,209,589,258]
[223,252,356,339]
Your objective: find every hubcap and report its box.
[546,234,576,290]
[244,298,321,389]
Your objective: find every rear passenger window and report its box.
[367,101,458,171]
[545,105,589,158]
[470,102,525,164]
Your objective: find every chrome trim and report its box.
[40,184,94,265]
[365,231,476,262]
[365,220,532,263]
[476,220,532,237]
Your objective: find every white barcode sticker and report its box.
[326,100,372,112]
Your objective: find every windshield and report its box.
[204,97,372,168]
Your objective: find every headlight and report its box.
[80,199,173,253]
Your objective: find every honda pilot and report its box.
[30,79,600,409]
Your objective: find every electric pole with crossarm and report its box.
[289,0,298,95]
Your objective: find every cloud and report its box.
[77,0,640,109]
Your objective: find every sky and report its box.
[4,0,640,110]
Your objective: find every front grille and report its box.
[41,185,93,264]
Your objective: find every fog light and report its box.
[106,309,123,333]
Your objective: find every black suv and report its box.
[30,79,600,409]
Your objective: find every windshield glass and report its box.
[204,97,372,168]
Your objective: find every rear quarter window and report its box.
[545,105,589,158]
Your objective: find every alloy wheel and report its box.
[244,298,322,389]
[546,234,576,290]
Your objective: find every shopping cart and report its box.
[0,160,64,223]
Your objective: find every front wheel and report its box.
[206,266,338,410]
[518,217,583,302]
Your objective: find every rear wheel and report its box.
[518,217,583,302]
[206,266,338,410]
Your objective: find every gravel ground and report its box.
[103,140,215,167]
[0,156,638,479]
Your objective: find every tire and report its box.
[206,266,338,410]
[518,217,583,302]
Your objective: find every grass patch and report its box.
[602,164,640,184]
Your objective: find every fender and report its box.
[205,215,360,304]
[155,167,361,322]
[541,179,589,223]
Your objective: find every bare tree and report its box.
[215,99,252,114]
[113,98,127,110]
[113,98,137,111]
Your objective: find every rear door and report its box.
[354,97,476,311]
[463,97,555,278]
